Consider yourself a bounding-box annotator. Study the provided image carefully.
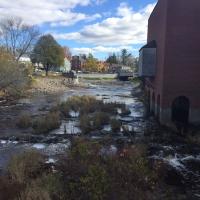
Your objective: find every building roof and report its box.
[139,40,157,51]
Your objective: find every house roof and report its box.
[139,40,157,51]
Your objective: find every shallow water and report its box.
[0,80,144,169]
[0,80,199,197]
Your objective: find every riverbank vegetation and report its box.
[0,48,32,98]
[16,95,132,135]
[0,139,183,200]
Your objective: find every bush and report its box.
[110,119,121,132]
[59,102,70,117]
[16,114,32,129]
[186,134,200,145]
[0,176,22,200]
[80,112,110,133]
[8,150,44,184]
[93,112,110,130]
[58,96,124,117]
[80,165,109,200]
[57,140,161,200]
[120,107,131,116]
[19,181,51,200]
[0,48,29,97]
[79,115,92,134]
[32,111,61,134]
[1,140,181,200]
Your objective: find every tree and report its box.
[63,46,72,60]
[0,47,29,97]
[0,17,39,61]
[31,34,64,76]
[106,53,118,65]
[84,53,99,72]
[121,49,132,65]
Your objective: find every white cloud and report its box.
[54,2,156,46]
[0,0,102,26]
[72,45,137,55]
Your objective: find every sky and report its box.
[0,0,157,60]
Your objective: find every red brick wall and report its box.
[163,0,200,108]
[147,0,168,107]
[147,0,200,111]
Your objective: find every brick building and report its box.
[71,55,86,72]
[139,0,200,127]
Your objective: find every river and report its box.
[0,79,199,198]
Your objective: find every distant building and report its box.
[139,0,200,127]
[108,64,132,73]
[60,58,71,72]
[71,55,86,71]
[18,57,31,64]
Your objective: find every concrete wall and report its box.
[78,73,117,79]
[139,48,156,77]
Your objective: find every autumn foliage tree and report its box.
[84,53,99,72]
[0,47,29,97]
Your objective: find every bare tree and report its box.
[0,17,39,61]
[63,46,72,60]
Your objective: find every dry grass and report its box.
[16,114,32,129]
[110,119,121,132]
[32,111,61,134]
[8,150,44,184]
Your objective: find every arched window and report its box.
[172,96,190,124]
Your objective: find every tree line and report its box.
[0,17,138,97]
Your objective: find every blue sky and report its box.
[0,0,156,60]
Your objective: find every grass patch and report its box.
[58,96,123,116]
[57,95,131,134]
[110,119,121,132]
[16,114,32,129]
[80,112,110,134]
[32,112,61,134]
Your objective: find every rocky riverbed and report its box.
[0,78,200,199]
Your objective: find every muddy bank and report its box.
[27,76,73,95]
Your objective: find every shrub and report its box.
[1,140,180,200]
[58,96,124,117]
[16,114,32,129]
[0,48,29,97]
[19,181,51,200]
[186,134,200,145]
[80,165,109,200]
[93,112,110,130]
[32,111,61,134]
[57,140,161,200]
[79,115,92,134]
[110,119,121,132]
[59,102,70,117]
[120,107,131,116]
[8,150,44,184]
[0,176,22,200]
[100,102,118,114]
